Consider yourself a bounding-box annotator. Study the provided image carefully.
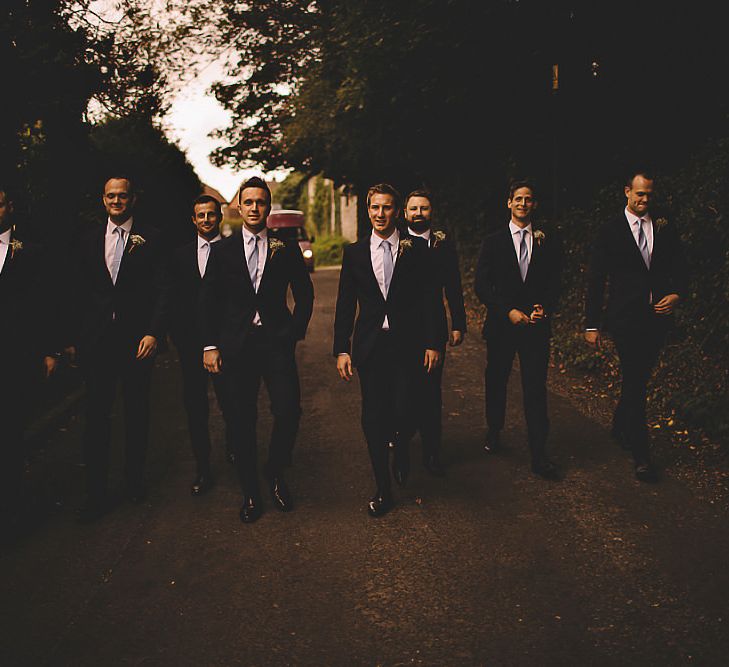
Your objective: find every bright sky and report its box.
[164,57,285,202]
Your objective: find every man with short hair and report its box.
[0,187,58,531]
[475,179,563,479]
[69,176,170,522]
[585,170,687,482]
[169,194,234,496]
[334,183,441,517]
[201,176,314,523]
[401,189,467,476]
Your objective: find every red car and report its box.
[267,209,315,272]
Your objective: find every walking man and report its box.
[585,169,687,482]
[201,177,314,523]
[169,194,235,496]
[475,179,563,479]
[70,176,170,522]
[401,189,467,475]
[334,183,440,517]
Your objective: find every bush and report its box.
[313,236,348,267]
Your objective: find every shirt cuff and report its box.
[585,328,598,332]
[203,346,218,351]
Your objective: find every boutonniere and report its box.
[533,229,545,246]
[9,239,23,259]
[432,230,446,249]
[269,238,285,257]
[654,217,668,231]
[127,234,146,254]
[398,237,413,257]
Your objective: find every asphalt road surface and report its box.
[2,267,728,666]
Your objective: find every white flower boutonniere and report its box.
[655,217,668,231]
[10,239,23,259]
[269,238,285,258]
[533,229,546,246]
[432,230,446,248]
[127,234,146,254]
[398,237,413,257]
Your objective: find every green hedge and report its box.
[312,236,348,267]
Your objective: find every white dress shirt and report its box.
[104,217,134,278]
[624,207,654,256]
[197,233,221,278]
[0,228,11,274]
[509,220,533,264]
[370,229,399,330]
[408,227,431,246]
[242,225,268,326]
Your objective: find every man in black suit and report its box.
[69,176,170,522]
[334,183,441,517]
[201,177,314,523]
[0,187,58,530]
[475,179,563,479]
[400,189,467,476]
[585,170,687,482]
[169,195,234,496]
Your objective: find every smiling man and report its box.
[69,175,171,522]
[333,183,440,517]
[169,195,235,497]
[200,177,313,523]
[585,169,687,482]
[475,179,563,480]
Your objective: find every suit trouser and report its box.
[399,346,445,458]
[177,343,232,473]
[82,329,154,500]
[0,362,32,514]
[357,332,417,494]
[223,328,301,496]
[612,327,664,464]
[485,326,550,459]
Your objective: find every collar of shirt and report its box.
[624,206,652,228]
[107,217,134,237]
[0,229,11,245]
[408,227,431,243]
[509,220,532,237]
[241,225,268,245]
[197,233,221,250]
[370,228,400,253]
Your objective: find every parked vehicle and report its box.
[267,209,315,271]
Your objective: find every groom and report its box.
[201,176,314,523]
[333,183,440,517]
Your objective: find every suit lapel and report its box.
[359,236,384,301]
[95,224,114,287]
[236,231,257,295]
[502,228,522,285]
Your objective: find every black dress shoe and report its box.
[484,429,501,454]
[268,475,293,512]
[76,498,109,524]
[531,458,560,480]
[239,495,262,523]
[635,462,658,483]
[423,454,446,477]
[367,493,394,518]
[191,472,214,496]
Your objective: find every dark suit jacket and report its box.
[475,225,563,340]
[413,230,467,347]
[585,215,687,335]
[68,220,170,352]
[200,232,314,360]
[169,239,206,349]
[333,234,440,367]
[0,234,56,365]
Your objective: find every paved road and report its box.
[2,267,728,666]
